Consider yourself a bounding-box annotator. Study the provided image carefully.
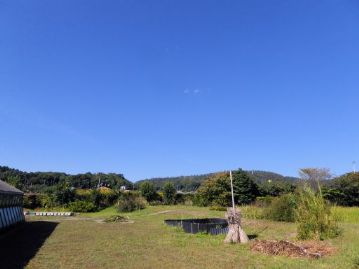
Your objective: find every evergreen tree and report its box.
[232,169,259,205]
[163,182,176,205]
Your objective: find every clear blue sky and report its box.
[1,0,358,181]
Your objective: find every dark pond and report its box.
[164,218,228,235]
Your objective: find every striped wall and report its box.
[0,206,24,230]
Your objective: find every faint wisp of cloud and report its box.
[183,88,201,95]
[183,88,212,95]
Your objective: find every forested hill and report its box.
[0,165,299,193]
[137,174,215,191]
[137,170,299,192]
[247,170,299,184]
[0,166,132,193]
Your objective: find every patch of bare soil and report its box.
[148,210,174,216]
[250,240,336,259]
[148,209,210,217]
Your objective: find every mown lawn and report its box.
[9,206,359,268]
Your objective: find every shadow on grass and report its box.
[248,234,258,240]
[0,221,58,269]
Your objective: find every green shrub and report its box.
[75,188,119,209]
[23,194,43,209]
[192,193,208,207]
[99,191,118,208]
[295,186,340,240]
[68,200,98,212]
[116,193,146,212]
[174,193,184,204]
[148,200,163,206]
[89,189,102,208]
[255,196,273,207]
[163,182,176,205]
[40,194,57,208]
[241,205,264,219]
[53,182,75,205]
[174,193,194,205]
[264,194,297,222]
[74,189,92,200]
[139,182,158,202]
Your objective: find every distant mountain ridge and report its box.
[137,170,300,191]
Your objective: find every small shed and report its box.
[0,180,24,230]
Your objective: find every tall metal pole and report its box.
[230,170,235,211]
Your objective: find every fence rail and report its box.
[24,211,73,216]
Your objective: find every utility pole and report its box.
[230,170,235,211]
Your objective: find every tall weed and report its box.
[295,186,340,240]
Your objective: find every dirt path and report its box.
[148,210,174,215]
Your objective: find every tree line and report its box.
[0,166,132,193]
[137,170,299,192]
[2,165,359,213]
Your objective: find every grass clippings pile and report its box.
[104,215,130,223]
[250,240,335,259]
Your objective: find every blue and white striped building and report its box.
[0,180,24,230]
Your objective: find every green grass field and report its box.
[5,206,359,268]
[332,206,359,224]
